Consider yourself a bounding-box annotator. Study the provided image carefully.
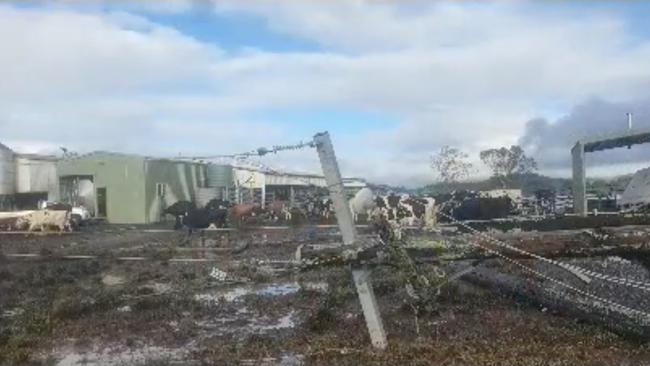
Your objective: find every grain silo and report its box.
[0,143,15,209]
[206,164,234,200]
[0,143,15,196]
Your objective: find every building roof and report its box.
[15,153,59,162]
[0,142,12,152]
[60,150,366,185]
[63,151,202,164]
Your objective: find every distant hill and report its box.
[414,173,633,197]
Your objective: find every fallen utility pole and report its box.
[297,241,650,268]
[313,131,387,350]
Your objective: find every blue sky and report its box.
[2,1,650,186]
[148,11,322,52]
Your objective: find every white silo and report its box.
[0,142,15,196]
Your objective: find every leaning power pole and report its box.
[313,131,387,349]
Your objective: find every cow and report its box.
[373,193,436,228]
[163,200,196,229]
[403,196,437,228]
[300,194,335,224]
[433,191,513,221]
[173,207,231,245]
[349,188,377,222]
[164,200,196,217]
[204,199,231,228]
[164,200,231,230]
[205,199,231,212]
[265,201,292,222]
[228,203,263,227]
[15,210,72,232]
[182,207,227,230]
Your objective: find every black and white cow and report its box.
[302,195,336,223]
[373,193,436,228]
[164,199,230,230]
[347,188,436,228]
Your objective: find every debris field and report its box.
[1,223,650,366]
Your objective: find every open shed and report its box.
[57,152,207,224]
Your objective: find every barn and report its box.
[230,165,367,207]
[56,152,208,224]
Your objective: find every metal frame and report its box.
[572,128,650,216]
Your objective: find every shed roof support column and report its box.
[572,142,587,217]
[313,131,387,350]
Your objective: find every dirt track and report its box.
[1,224,650,365]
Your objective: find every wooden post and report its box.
[313,131,387,349]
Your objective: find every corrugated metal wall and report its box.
[15,157,58,194]
[0,143,15,196]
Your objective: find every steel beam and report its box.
[582,128,650,153]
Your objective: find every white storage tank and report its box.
[0,142,15,195]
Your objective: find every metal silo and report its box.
[206,164,233,200]
[0,143,15,195]
[207,164,233,188]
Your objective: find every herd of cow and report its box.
[163,188,443,233]
[162,197,333,231]
[163,187,519,235]
[0,188,515,234]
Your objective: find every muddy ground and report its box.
[1,224,650,365]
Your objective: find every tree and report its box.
[431,146,473,185]
[480,145,537,187]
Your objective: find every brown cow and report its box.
[228,203,263,227]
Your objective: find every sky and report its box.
[2,1,650,186]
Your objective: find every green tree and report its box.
[431,146,474,185]
[479,145,537,188]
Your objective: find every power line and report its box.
[172,139,316,161]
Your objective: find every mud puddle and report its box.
[194,281,328,304]
[53,344,189,366]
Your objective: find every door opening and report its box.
[96,188,107,218]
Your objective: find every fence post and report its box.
[313,131,388,349]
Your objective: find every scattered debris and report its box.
[2,224,650,365]
[101,274,125,287]
[209,267,228,281]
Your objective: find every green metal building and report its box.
[57,152,207,224]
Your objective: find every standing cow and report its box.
[302,195,335,224]
[349,188,377,222]
[163,201,196,229]
[265,201,292,222]
[373,193,437,229]
[228,203,263,227]
[15,210,72,232]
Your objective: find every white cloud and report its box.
[2,2,650,186]
[0,5,220,101]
